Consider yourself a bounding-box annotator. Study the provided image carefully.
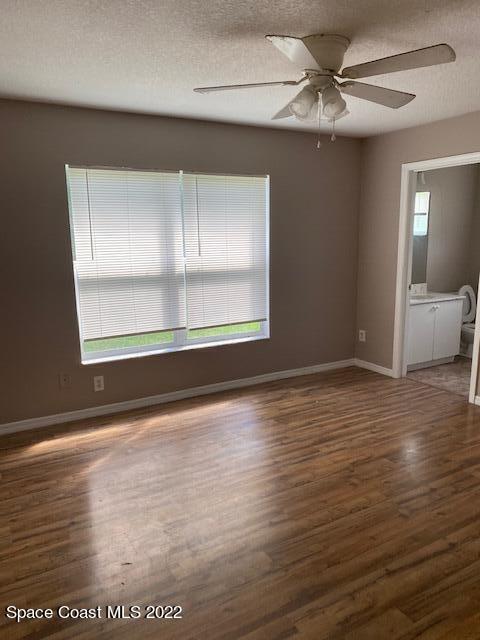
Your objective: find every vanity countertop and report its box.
[410,291,466,306]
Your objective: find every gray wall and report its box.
[0,99,361,424]
[356,110,480,370]
[424,164,479,292]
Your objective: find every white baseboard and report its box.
[474,396,480,407]
[0,358,355,436]
[354,358,394,378]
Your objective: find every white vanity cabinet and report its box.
[407,294,464,368]
[407,303,435,365]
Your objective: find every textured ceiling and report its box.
[1,0,480,137]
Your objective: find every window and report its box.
[413,191,430,236]
[66,166,269,363]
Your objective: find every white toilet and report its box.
[459,284,476,358]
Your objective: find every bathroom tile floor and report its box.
[407,355,472,398]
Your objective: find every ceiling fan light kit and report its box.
[194,33,456,148]
[289,85,317,120]
[322,86,347,119]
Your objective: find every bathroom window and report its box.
[66,166,270,363]
[413,191,430,236]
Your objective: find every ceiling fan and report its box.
[194,34,456,142]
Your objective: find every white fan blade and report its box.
[339,81,415,108]
[341,44,455,79]
[272,103,294,120]
[194,80,301,93]
[265,35,321,70]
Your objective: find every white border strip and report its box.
[354,359,394,378]
[0,359,355,436]
[469,271,480,403]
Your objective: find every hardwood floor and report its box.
[2,367,480,639]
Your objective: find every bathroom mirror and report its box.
[411,190,431,284]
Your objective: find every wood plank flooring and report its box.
[2,367,480,639]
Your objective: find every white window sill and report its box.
[81,333,269,365]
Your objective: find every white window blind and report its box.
[67,167,186,341]
[66,166,269,358]
[413,191,430,237]
[182,173,268,329]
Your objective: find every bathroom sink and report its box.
[410,291,466,304]
[410,293,438,300]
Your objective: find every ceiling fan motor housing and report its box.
[303,34,350,72]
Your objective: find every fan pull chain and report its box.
[316,99,322,149]
[331,118,336,142]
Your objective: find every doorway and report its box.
[393,152,480,403]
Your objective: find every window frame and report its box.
[413,191,431,237]
[65,165,270,364]
[81,322,270,364]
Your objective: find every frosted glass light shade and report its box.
[289,86,317,120]
[322,86,347,118]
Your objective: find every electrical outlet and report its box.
[58,373,71,389]
[93,375,104,392]
[359,329,367,343]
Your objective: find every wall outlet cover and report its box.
[93,375,104,392]
[359,330,367,342]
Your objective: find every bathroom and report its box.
[406,163,480,397]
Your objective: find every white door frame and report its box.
[392,151,480,404]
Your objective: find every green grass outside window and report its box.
[84,322,261,353]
